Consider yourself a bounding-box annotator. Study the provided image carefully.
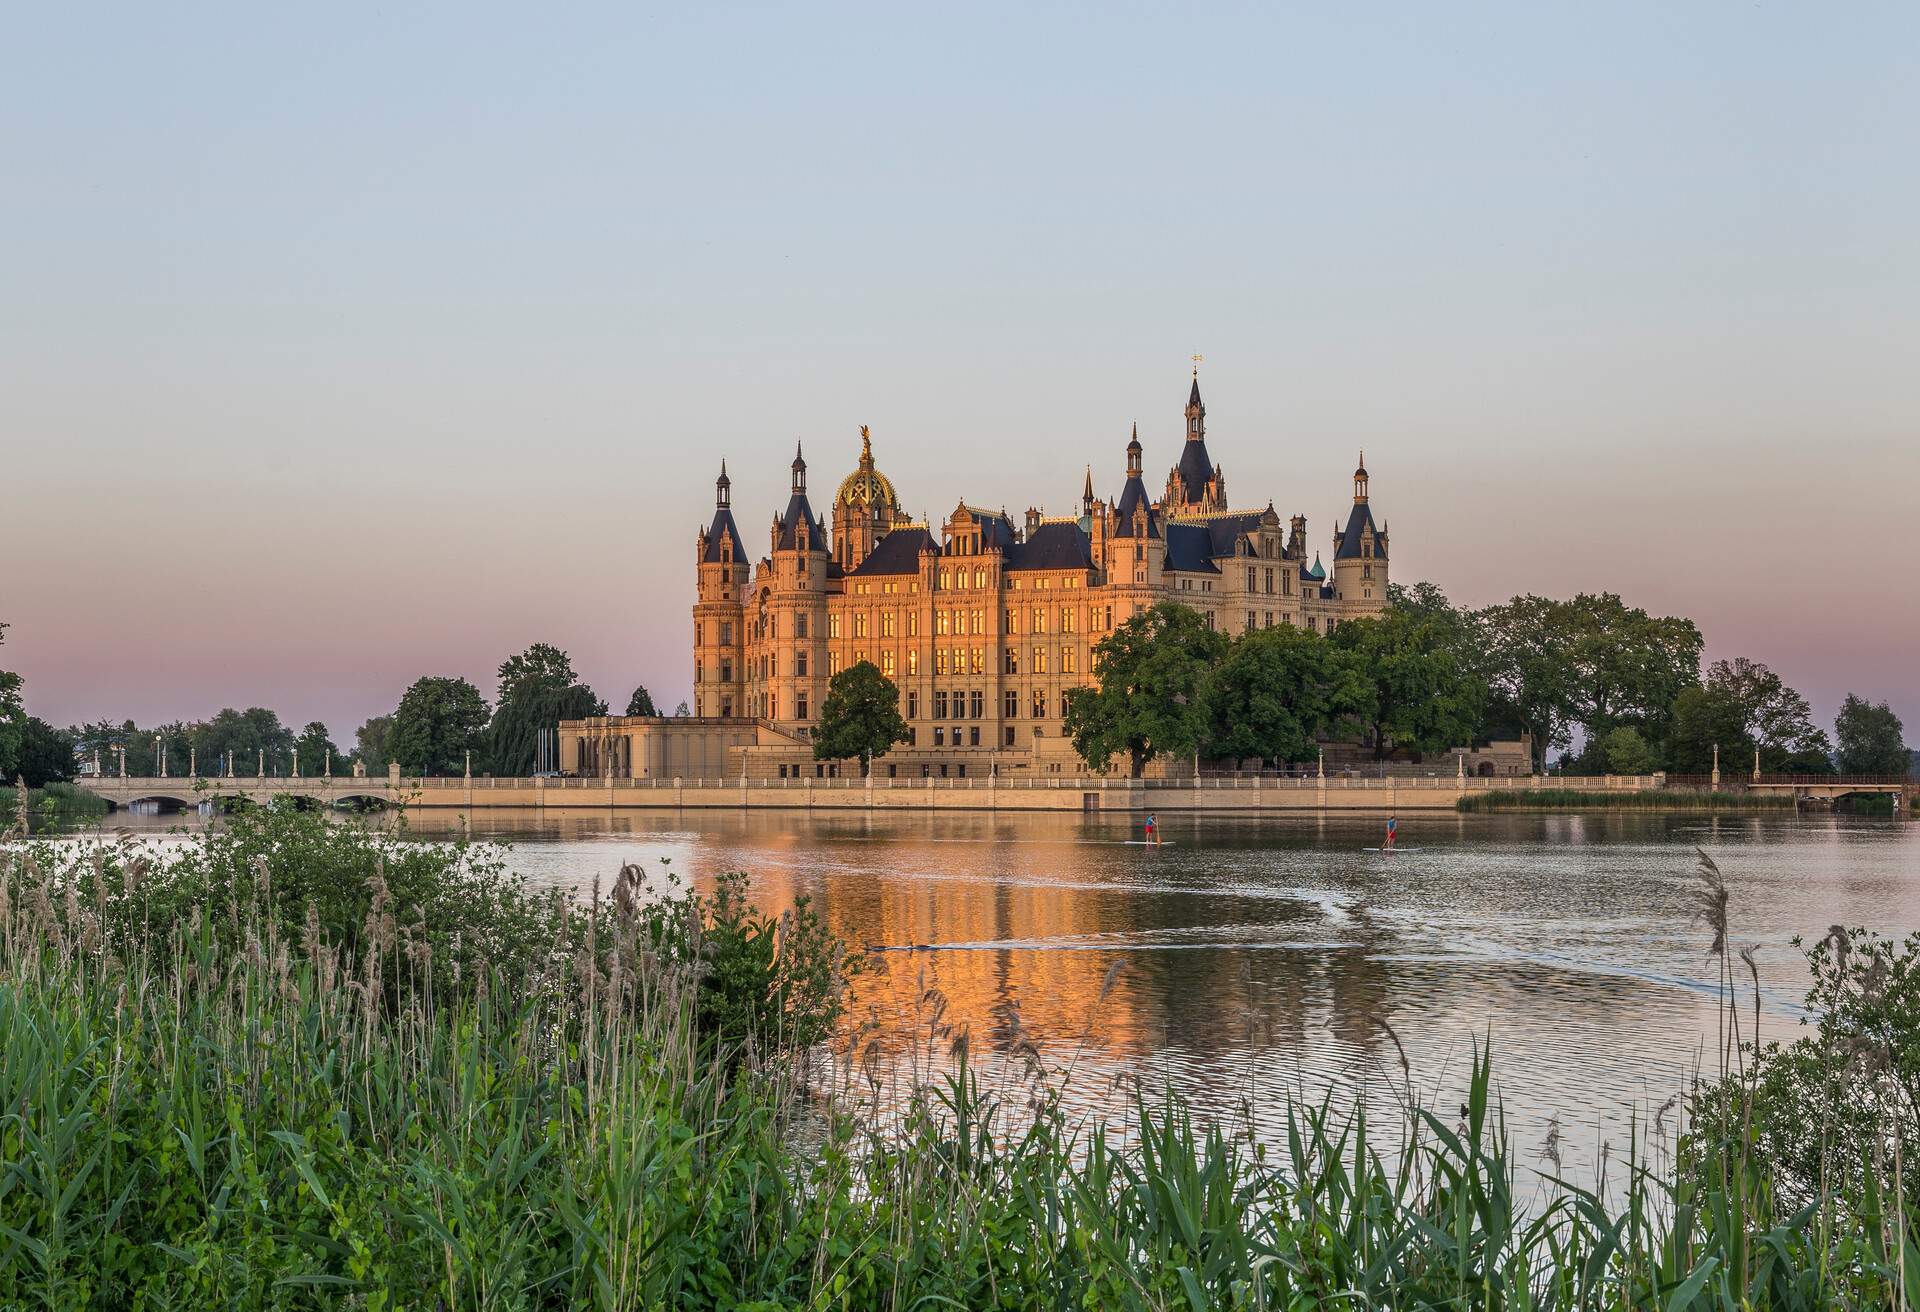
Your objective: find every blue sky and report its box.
[4,2,1916,737]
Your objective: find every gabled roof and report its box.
[1163,523,1220,573]
[702,506,747,563]
[1334,502,1385,560]
[1005,521,1093,572]
[776,491,825,552]
[846,527,934,576]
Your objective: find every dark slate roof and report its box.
[846,527,934,576]
[1334,502,1384,560]
[1189,375,1202,408]
[702,507,746,563]
[1202,512,1262,557]
[958,507,1018,552]
[1113,475,1158,538]
[776,492,825,552]
[1173,439,1215,504]
[1163,523,1220,573]
[1005,521,1093,571]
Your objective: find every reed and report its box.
[1458,787,1796,812]
[0,818,1912,1309]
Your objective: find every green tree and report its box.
[1598,726,1656,775]
[1477,595,1578,770]
[293,721,340,776]
[625,685,658,717]
[354,714,395,772]
[1557,593,1703,745]
[811,661,908,775]
[1667,684,1751,775]
[191,707,295,776]
[1201,625,1365,766]
[1704,658,1831,773]
[486,644,606,775]
[0,621,22,781]
[1332,609,1486,759]
[15,718,77,788]
[1064,603,1227,777]
[389,677,491,776]
[1834,694,1909,775]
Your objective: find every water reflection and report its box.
[108,807,1920,1183]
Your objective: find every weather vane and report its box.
[1191,353,1204,376]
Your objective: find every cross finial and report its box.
[1191,353,1204,377]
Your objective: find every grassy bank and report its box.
[1459,786,1798,812]
[0,780,109,827]
[1,807,1914,1308]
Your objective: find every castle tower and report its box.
[832,425,904,574]
[1110,423,1164,621]
[1165,368,1227,513]
[1331,451,1388,608]
[756,441,831,729]
[694,462,748,719]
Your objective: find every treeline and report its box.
[1060,585,1910,777]
[60,640,678,781]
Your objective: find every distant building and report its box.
[564,371,1390,779]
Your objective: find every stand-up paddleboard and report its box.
[1118,840,1175,847]
[1362,846,1423,852]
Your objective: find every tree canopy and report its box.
[1704,658,1832,773]
[811,661,908,773]
[485,644,606,775]
[1331,609,1484,760]
[15,719,77,788]
[354,715,395,773]
[1667,685,1750,776]
[1064,603,1226,777]
[389,676,491,776]
[0,621,22,782]
[625,686,658,717]
[1202,624,1365,766]
[293,722,341,776]
[1834,695,1909,776]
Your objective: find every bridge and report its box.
[1745,774,1914,812]
[84,774,401,812]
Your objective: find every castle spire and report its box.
[1081,464,1095,515]
[1126,421,1142,477]
[1353,450,1369,504]
[791,440,806,493]
[716,459,731,508]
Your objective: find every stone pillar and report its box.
[1711,743,1720,788]
[258,749,265,778]
[292,748,299,779]
[1752,747,1761,782]
[118,746,125,778]
[464,749,471,780]
[324,749,331,778]
[189,747,197,778]
[387,761,401,787]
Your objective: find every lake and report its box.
[117,807,1920,1184]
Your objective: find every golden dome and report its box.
[835,425,901,509]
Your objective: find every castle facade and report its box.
[569,373,1390,779]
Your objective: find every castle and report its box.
[564,372,1390,780]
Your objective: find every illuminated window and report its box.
[1032,645,1047,674]
[906,650,919,676]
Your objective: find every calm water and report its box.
[118,808,1920,1179]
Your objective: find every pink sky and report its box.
[4,4,1916,742]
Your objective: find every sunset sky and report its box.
[4,2,1916,741]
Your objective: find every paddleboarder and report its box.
[1382,815,1398,851]
[1145,812,1158,846]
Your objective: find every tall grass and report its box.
[1459,787,1796,812]
[0,817,1913,1308]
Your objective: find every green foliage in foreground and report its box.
[1458,788,1797,812]
[0,825,1913,1309]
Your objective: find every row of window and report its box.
[902,689,1070,721]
